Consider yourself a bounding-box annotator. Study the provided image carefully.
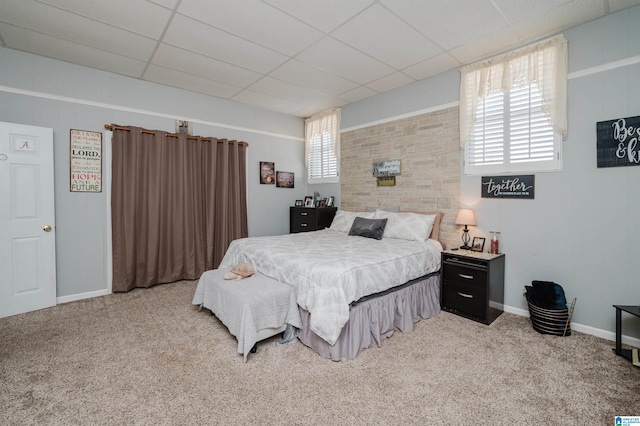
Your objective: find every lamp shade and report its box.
[455,208,477,226]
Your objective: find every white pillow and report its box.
[364,205,400,213]
[329,210,375,233]
[373,209,436,242]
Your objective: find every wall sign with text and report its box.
[377,176,396,186]
[481,175,535,199]
[597,115,640,168]
[373,159,401,176]
[70,129,102,192]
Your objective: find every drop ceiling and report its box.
[1,0,639,117]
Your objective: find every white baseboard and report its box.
[502,304,640,348]
[57,289,111,304]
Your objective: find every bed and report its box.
[217,209,444,360]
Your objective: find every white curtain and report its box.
[305,108,341,184]
[459,35,568,149]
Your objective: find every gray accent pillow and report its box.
[348,217,388,240]
[364,205,400,213]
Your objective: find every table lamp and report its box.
[455,208,477,249]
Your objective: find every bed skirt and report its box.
[297,272,441,361]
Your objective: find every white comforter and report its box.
[218,229,442,345]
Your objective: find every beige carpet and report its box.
[1,280,638,425]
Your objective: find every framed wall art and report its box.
[276,171,294,188]
[260,161,275,184]
[596,115,640,168]
[70,129,102,193]
[175,120,192,135]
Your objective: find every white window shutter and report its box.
[460,36,566,175]
[306,109,340,184]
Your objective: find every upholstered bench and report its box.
[192,268,301,362]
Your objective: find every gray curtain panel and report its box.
[111,125,248,292]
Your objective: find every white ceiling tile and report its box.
[265,0,375,32]
[2,0,156,60]
[248,76,335,105]
[232,89,304,115]
[147,0,179,9]
[494,0,601,24]
[292,98,348,118]
[496,0,605,41]
[144,64,242,98]
[402,53,461,80]
[331,4,442,69]
[269,60,358,96]
[382,0,509,50]
[338,86,380,103]
[296,37,395,84]
[178,0,323,56]
[164,14,288,73]
[152,44,262,87]
[0,23,146,77]
[36,0,173,38]
[448,26,522,65]
[366,72,414,93]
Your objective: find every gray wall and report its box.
[2,5,639,342]
[342,6,640,340]
[0,48,305,298]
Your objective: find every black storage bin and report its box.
[524,281,576,336]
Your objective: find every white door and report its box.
[0,121,56,318]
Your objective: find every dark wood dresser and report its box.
[440,250,505,325]
[290,207,337,233]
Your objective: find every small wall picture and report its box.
[295,200,303,207]
[260,161,275,184]
[304,196,314,207]
[326,196,334,207]
[471,237,486,252]
[276,171,294,188]
[175,120,192,135]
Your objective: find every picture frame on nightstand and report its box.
[471,237,485,252]
[304,196,314,207]
[326,196,334,207]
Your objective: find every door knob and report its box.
[43,225,52,232]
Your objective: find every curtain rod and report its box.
[104,124,249,146]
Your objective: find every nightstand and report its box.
[440,250,505,325]
[289,207,337,233]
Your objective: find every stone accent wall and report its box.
[340,106,461,249]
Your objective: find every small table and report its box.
[613,305,640,362]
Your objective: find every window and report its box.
[305,108,340,184]
[460,35,568,175]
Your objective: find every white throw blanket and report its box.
[219,229,442,345]
[192,268,301,362]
